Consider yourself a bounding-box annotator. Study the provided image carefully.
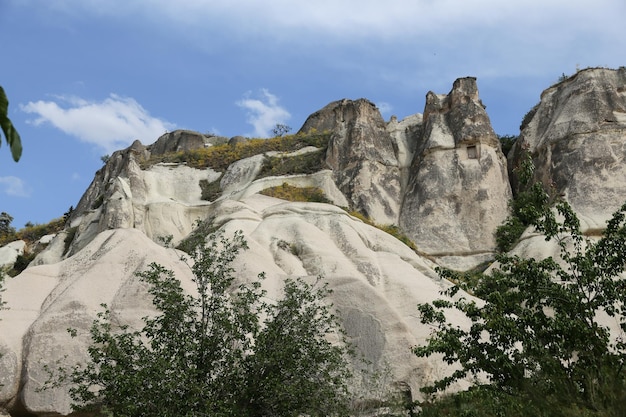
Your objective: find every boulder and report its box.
[399,77,512,269]
[148,129,211,156]
[228,135,248,145]
[510,67,626,232]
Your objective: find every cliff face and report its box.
[399,78,511,269]
[1,69,626,416]
[510,67,626,232]
[300,98,403,225]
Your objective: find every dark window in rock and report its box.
[467,145,478,159]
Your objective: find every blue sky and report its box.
[1,0,625,230]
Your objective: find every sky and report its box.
[1,0,625,230]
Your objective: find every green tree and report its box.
[497,134,517,156]
[0,86,22,162]
[0,212,15,238]
[243,276,352,416]
[271,123,292,137]
[495,154,551,252]
[48,230,352,416]
[415,192,626,415]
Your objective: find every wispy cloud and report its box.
[236,89,291,137]
[29,1,626,84]
[0,176,30,198]
[376,102,393,116]
[21,94,175,153]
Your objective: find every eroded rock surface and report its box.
[4,71,626,415]
[510,67,626,232]
[399,77,512,269]
[300,99,403,225]
[0,197,468,416]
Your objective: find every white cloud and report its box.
[21,94,175,153]
[236,89,291,138]
[376,102,393,116]
[0,176,30,198]
[44,0,625,40]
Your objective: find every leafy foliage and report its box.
[47,230,352,416]
[495,154,552,251]
[0,216,65,247]
[520,103,539,131]
[0,212,15,239]
[497,134,517,156]
[199,176,223,201]
[142,130,330,171]
[342,209,418,252]
[271,123,292,137]
[259,182,331,203]
[0,86,22,162]
[257,148,326,179]
[243,276,352,416]
[415,194,626,415]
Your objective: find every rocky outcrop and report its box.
[148,130,212,156]
[510,67,626,232]
[399,77,512,269]
[58,140,220,259]
[0,196,468,415]
[300,99,404,225]
[0,241,25,269]
[5,70,626,415]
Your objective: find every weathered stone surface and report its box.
[59,144,221,260]
[300,99,403,225]
[228,135,248,145]
[0,197,470,416]
[0,229,194,415]
[5,70,626,415]
[0,240,25,269]
[399,78,512,267]
[510,67,626,231]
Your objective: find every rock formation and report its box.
[1,69,626,416]
[300,98,404,225]
[399,77,512,270]
[510,67,626,233]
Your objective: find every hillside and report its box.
[1,67,625,416]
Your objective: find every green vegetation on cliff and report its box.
[45,230,353,417]
[142,130,331,171]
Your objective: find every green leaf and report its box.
[0,86,23,162]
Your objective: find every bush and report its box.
[342,209,418,253]
[257,149,325,179]
[260,183,331,203]
[142,130,331,171]
[497,134,517,156]
[0,217,65,247]
[415,196,626,416]
[199,176,223,201]
[46,230,353,416]
[520,104,539,131]
[9,252,36,276]
[495,154,551,252]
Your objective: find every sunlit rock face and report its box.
[4,71,626,415]
[399,77,512,270]
[0,197,469,416]
[510,67,626,233]
[299,98,403,225]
